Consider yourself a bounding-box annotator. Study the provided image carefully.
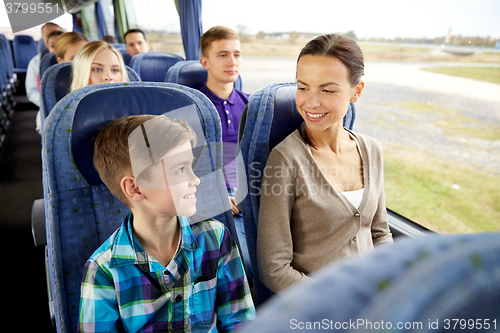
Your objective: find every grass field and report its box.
[380,100,500,234]
[384,148,500,234]
[421,66,500,84]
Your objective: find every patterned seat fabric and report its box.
[39,52,57,82]
[239,232,500,332]
[39,63,141,133]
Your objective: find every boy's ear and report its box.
[199,56,209,70]
[121,175,144,203]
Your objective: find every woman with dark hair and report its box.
[257,34,393,293]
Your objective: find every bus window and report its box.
[100,0,117,38]
[199,0,500,234]
[80,5,99,41]
[127,0,183,54]
[124,0,138,29]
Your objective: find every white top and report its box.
[26,53,40,107]
[340,188,364,209]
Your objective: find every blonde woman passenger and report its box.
[36,32,89,134]
[71,41,129,92]
[54,31,89,63]
[257,34,393,294]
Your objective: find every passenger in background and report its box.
[46,30,63,53]
[102,35,118,44]
[35,32,89,134]
[198,26,253,282]
[71,41,129,92]
[55,32,89,63]
[258,34,393,294]
[26,22,63,107]
[124,28,150,57]
[198,26,252,280]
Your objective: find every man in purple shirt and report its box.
[199,26,252,281]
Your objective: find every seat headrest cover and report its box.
[54,65,73,101]
[40,52,57,80]
[72,85,199,185]
[125,66,141,81]
[52,65,140,104]
[132,52,184,82]
[269,85,303,150]
[177,62,208,90]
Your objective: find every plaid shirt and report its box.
[78,212,256,332]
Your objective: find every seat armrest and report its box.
[31,198,46,246]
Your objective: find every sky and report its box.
[200,0,500,39]
[1,0,499,39]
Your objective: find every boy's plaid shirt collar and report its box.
[109,213,199,272]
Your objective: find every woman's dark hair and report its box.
[297,34,364,149]
[297,34,364,86]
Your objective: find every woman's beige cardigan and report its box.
[257,129,393,293]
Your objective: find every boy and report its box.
[78,115,255,332]
[199,26,252,279]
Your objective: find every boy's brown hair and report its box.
[200,26,239,57]
[93,115,196,207]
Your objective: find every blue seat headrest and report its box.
[14,35,34,44]
[175,62,208,90]
[54,65,73,102]
[269,86,303,150]
[40,52,57,80]
[52,65,141,106]
[131,52,184,82]
[72,85,198,186]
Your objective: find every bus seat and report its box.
[39,52,57,82]
[0,34,17,87]
[39,47,50,61]
[237,82,356,304]
[110,43,132,65]
[38,38,48,54]
[130,52,184,82]
[0,94,7,147]
[41,82,239,332]
[0,34,16,115]
[12,34,38,73]
[165,60,243,91]
[238,232,500,332]
[0,37,11,97]
[39,63,141,133]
